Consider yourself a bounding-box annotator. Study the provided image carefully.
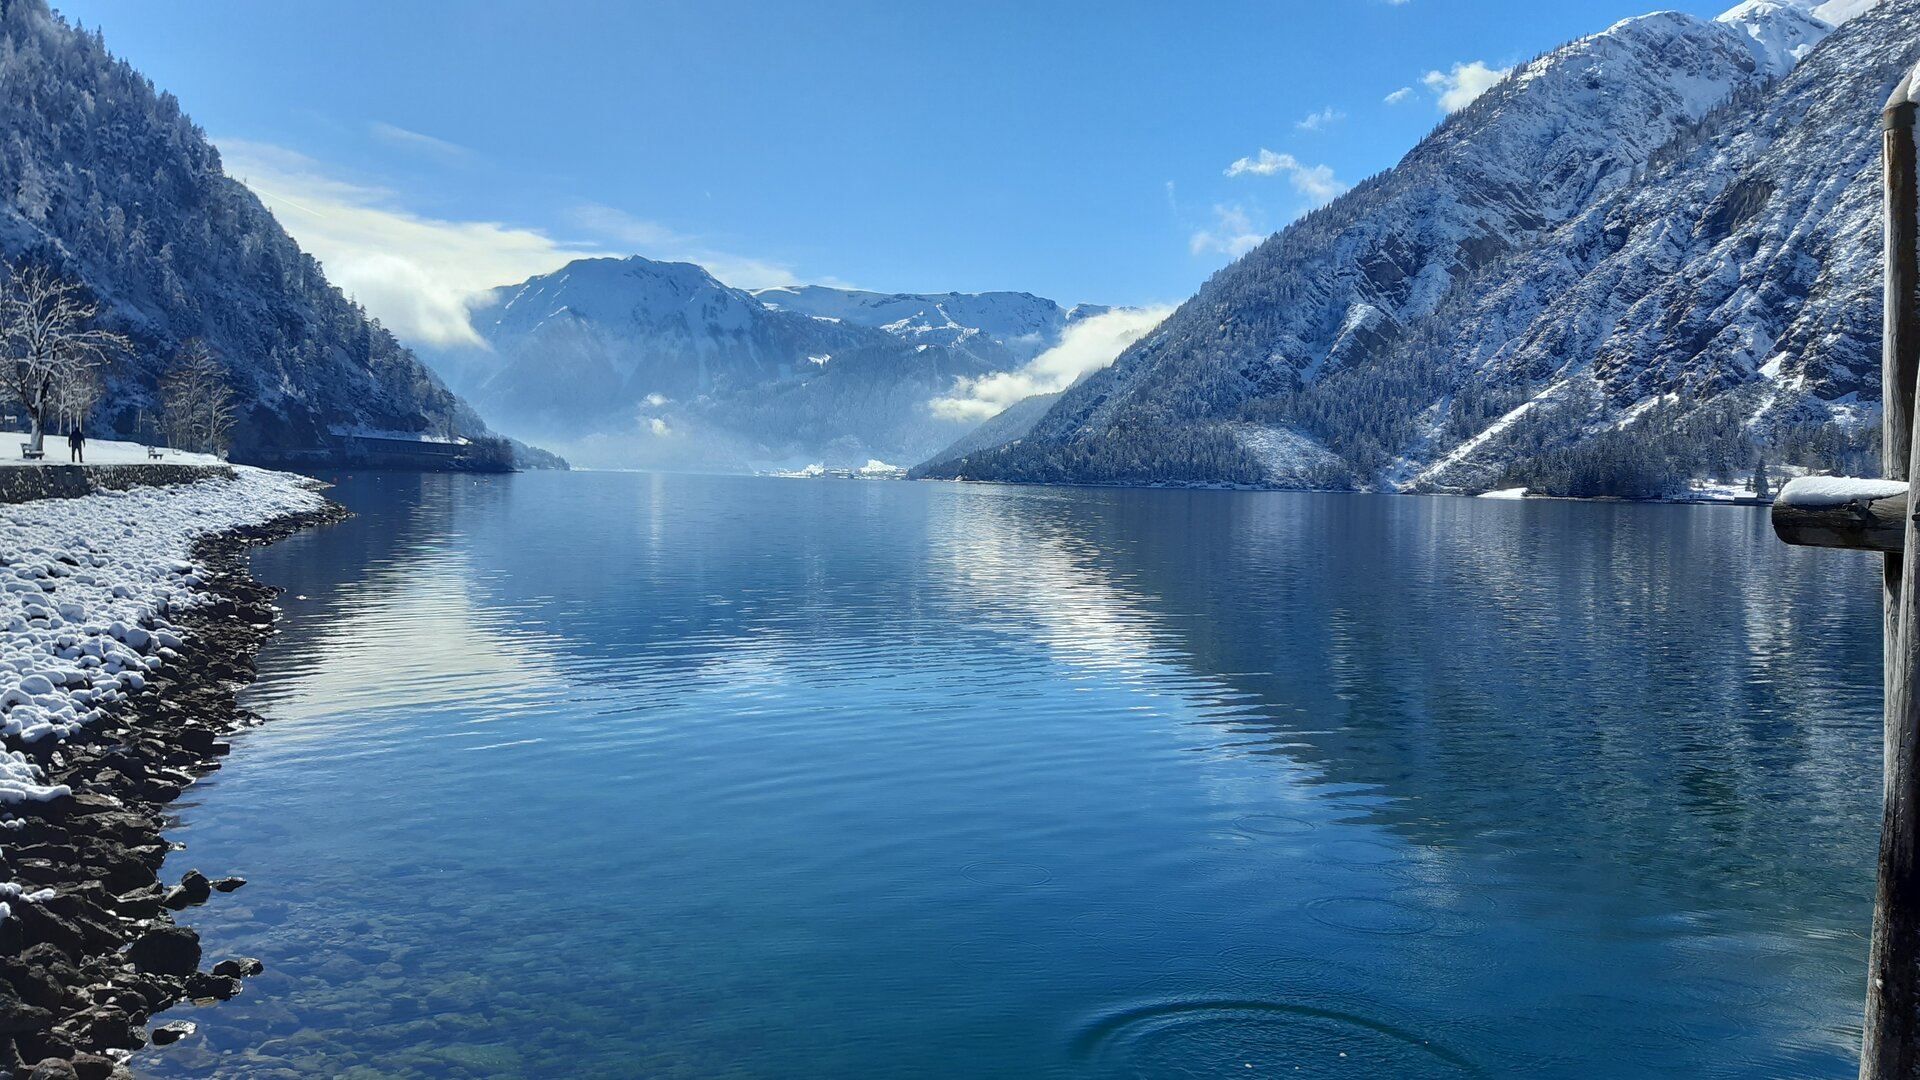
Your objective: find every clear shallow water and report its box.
[132,472,1883,1079]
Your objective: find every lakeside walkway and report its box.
[0,436,232,504]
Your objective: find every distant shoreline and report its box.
[897,473,1778,506]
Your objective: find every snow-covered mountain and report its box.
[0,0,530,467]
[1718,1,1837,74]
[1393,0,1905,493]
[923,0,1902,495]
[425,257,1107,470]
[753,286,1110,365]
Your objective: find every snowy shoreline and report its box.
[0,466,343,1076]
[0,468,326,806]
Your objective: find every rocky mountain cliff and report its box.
[752,285,1110,366]
[923,0,1904,496]
[0,0,529,467]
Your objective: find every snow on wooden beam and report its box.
[1891,62,1920,115]
[1771,476,1911,553]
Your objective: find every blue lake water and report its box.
[132,471,1883,1078]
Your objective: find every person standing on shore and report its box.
[67,426,84,463]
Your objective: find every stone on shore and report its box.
[0,493,349,1079]
[158,870,211,911]
[147,1020,193,1046]
[65,1053,115,1080]
[125,927,199,977]
[181,972,239,1002]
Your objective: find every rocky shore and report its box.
[0,497,347,1080]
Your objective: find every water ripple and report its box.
[1070,997,1485,1077]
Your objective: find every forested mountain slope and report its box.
[0,0,511,465]
[924,0,1901,495]
[1398,0,1907,493]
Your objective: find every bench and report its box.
[146,446,162,460]
[19,442,41,461]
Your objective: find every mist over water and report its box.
[135,472,1881,1078]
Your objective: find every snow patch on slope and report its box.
[754,285,1080,363]
[1811,0,1882,24]
[1717,1,1834,74]
[1229,424,1346,486]
[1414,386,1567,490]
[1717,0,1879,76]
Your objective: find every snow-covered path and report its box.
[0,431,224,468]
[0,468,325,810]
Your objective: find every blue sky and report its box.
[58,0,1736,346]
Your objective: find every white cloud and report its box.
[1289,163,1345,201]
[1295,107,1346,132]
[369,122,469,159]
[929,306,1173,423]
[217,139,832,347]
[1223,149,1293,178]
[1384,86,1415,105]
[1189,203,1264,257]
[218,138,602,347]
[1222,149,1347,202]
[648,417,672,436]
[1422,61,1511,113]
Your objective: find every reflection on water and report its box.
[134,473,1880,1078]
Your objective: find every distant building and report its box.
[327,426,469,468]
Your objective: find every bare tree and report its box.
[159,338,236,455]
[49,362,102,434]
[0,260,127,454]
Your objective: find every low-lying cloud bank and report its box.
[929,306,1174,423]
[218,139,602,348]
[218,139,817,348]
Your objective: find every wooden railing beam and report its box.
[1773,484,1910,554]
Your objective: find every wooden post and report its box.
[1863,64,1920,1080]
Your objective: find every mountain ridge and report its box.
[918,0,1900,495]
[420,254,1132,471]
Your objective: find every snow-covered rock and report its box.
[0,469,323,804]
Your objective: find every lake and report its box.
[133,471,1883,1078]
